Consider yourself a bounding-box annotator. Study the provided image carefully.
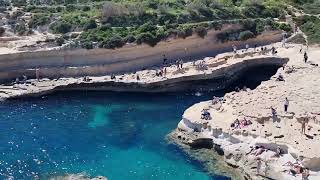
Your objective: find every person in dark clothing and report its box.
[162,54,167,65]
[304,52,308,63]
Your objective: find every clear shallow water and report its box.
[0,65,280,180]
[0,91,230,180]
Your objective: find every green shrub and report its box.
[278,23,292,32]
[81,41,93,49]
[15,23,27,35]
[50,21,72,34]
[24,5,36,12]
[11,0,26,7]
[70,33,79,39]
[84,19,97,30]
[66,4,76,12]
[101,35,125,49]
[56,6,64,12]
[55,37,65,46]
[136,32,159,46]
[216,29,242,42]
[194,26,207,38]
[138,22,157,34]
[238,30,255,41]
[125,35,136,43]
[28,14,50,28]
[82,5,90,11]
[99,24,111,31]
[177,26,193,38]
[64,0,76,5]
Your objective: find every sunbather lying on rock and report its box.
[249,146,265,156]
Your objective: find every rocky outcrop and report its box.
[0,55,288,100]
[170,44,320,180]
[0,29,282,83]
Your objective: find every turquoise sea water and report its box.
[0,91,229,180]
[0,65,280,180]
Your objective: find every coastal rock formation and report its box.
[0,30,282,83]
[173,44,320,179]
[0,52,287,100]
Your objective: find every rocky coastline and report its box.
[1,34,315,180]
[170,44,320,180]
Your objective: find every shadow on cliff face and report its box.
[225,64,281,92]
[188,64,281,94]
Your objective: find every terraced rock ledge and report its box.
[170,44,320,180]
[0,48,287,100]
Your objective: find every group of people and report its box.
[271,97,309,134]
[201,109,212,120]
[211,96,220,105]
[15,74,28,84]
[283,161,310,179]
[155,68,167,77]
[235,86,247,92]
[230,117,252,129]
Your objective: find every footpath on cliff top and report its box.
[0,42,286,100]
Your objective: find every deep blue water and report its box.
[0,91,230,180]
[0,65,280,180]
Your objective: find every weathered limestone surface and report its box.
[0,29,282,83]
[0,51,287,100]
[174,44,320,180]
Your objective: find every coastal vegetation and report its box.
[295,15,320,44]
[0,0,318,48]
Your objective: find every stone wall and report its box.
[0,27,283,83]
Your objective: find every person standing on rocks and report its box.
[272,46,276,55]
[162,54,167,65]
[304,52,308,63]
[284,97,289,113]
[271,106,277,122]
[180,59,184,69]
[232,44,237,54]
